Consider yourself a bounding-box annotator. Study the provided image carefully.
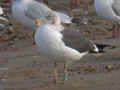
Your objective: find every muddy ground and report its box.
[0,0,120,90]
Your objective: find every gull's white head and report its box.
[34,11,61,26]
[47,11,61,25]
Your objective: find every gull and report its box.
[0,6,3,15]
[94,0,120,38]
[34,11,99,82]
[0,6,9,27]
[0,6,8,21]
[10,0,73,29]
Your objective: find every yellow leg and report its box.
[32,30,35,45]
[63,62,69,81]
[54,62,59,83]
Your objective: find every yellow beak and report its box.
[34,18,44,25]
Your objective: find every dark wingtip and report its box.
[93,44,112,53]
[71,18,81,24]
[89,44,112,53]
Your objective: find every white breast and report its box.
[0,6,3,15]
[94,0,116,21]
[35,24,84,61]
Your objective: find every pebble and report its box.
[105,65,113,72]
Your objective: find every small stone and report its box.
[105,65,113,72]
[77,71,81,74]
[1,78,7,82]
[1,35,9,41]
[81,17,88,25]
[8,27,15,34]
[95,27,110,34]
[88,65,97,72]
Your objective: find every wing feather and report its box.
[61,28,98,53]
[24,1,72,24]
[25,1,52,20]
[112,0,120,17]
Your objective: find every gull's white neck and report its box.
[54,15,61,25]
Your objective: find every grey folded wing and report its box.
[112,0,120,17]
[24,0,52,20]
[61,28,97,53]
